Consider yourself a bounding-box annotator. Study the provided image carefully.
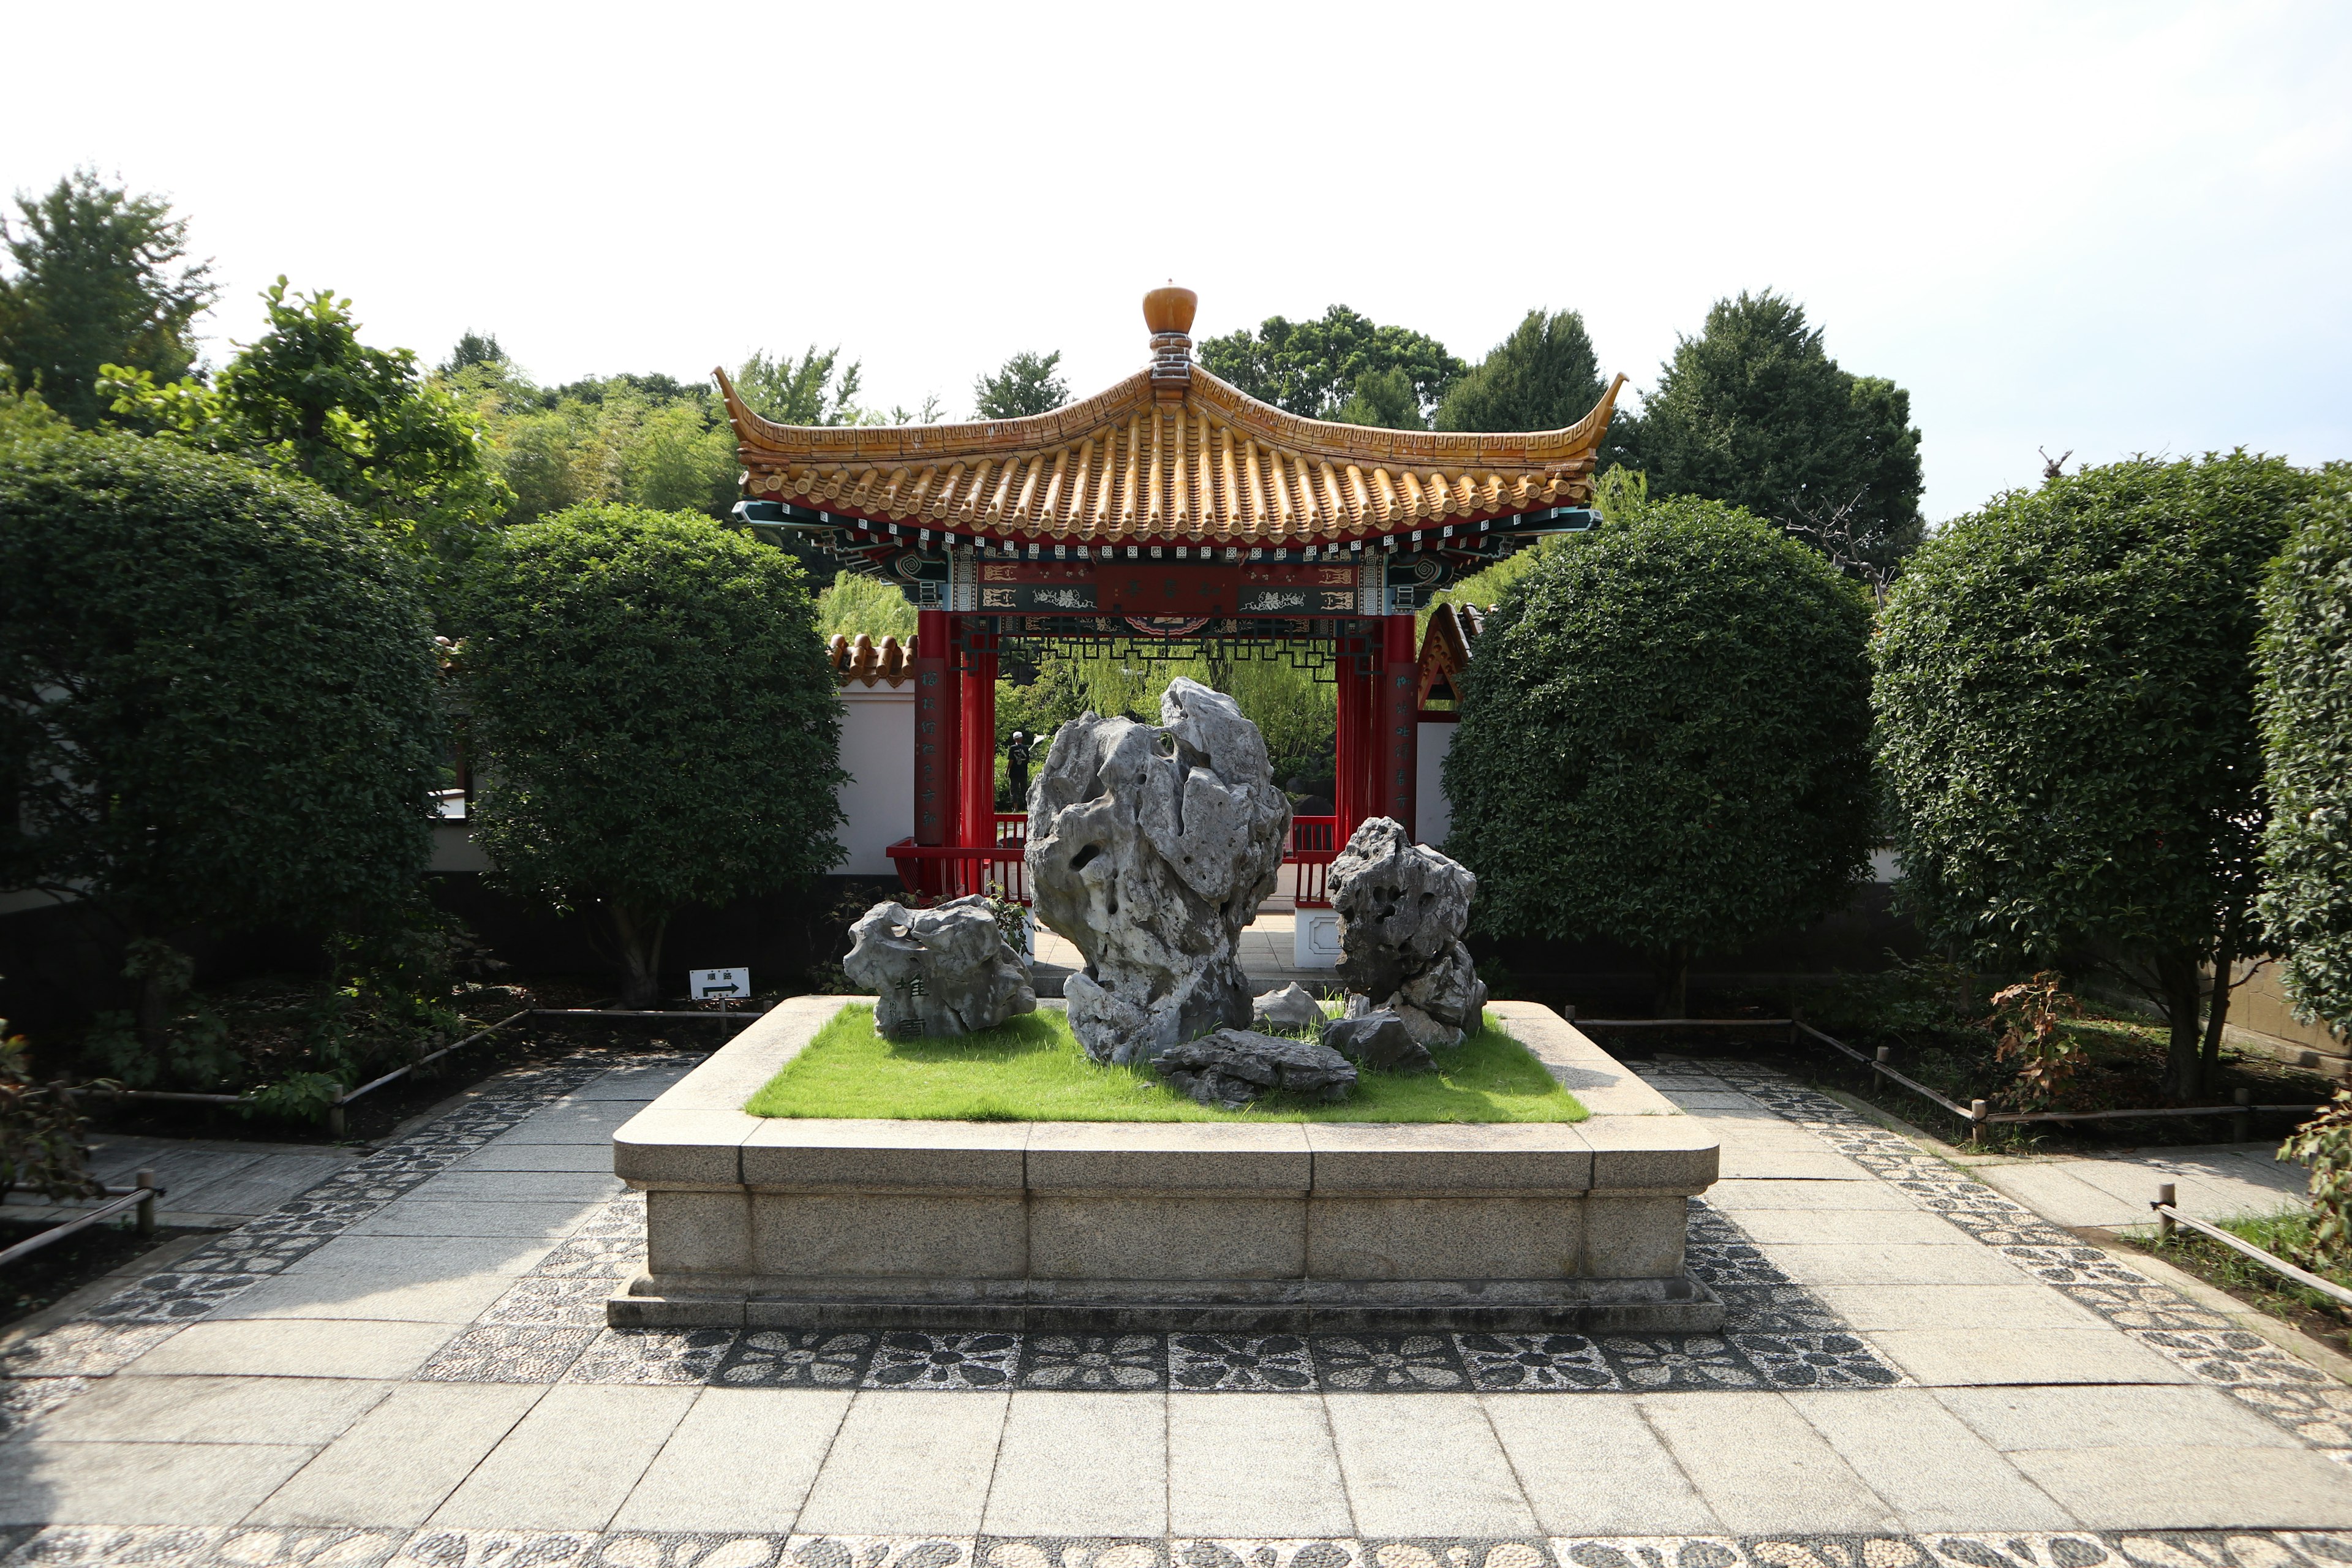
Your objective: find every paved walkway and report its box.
[2,1037,2351,1563]
[1963,1142,2309,1231]
[3,1133,356,1231]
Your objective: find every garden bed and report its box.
[745,1004,1586,1124]
[611,997,1716,1333]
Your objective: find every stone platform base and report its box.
[607,1272,1724,1333]
[608,997,1722,1333]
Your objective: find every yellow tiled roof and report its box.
[717,360,1623,548]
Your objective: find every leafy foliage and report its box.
[1331,366,1425,430]
[1444,497,1875,1012]
[0,170,215,426]
[0,431,443,1036]
[1198,305,1464,423]
[1985,971,2085,1110]
[104,280,511,557]
[1637,291,1923,582]
[2258,469,2352,1032]
[1874,452,2311,1098]
[451,505,847,1006]
[815,572,918,642]
[0,1025,107,1204]
[1435,309,1606,434]
[2282,1090,2352,1268]
[973,350,1069,419]
[734,345,868,426]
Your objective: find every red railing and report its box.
[1288,815,1338,908]
[888,813,1341,908]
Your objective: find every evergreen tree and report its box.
[1640,291,1923,581]
[974,350,1069,419]
[1436,309,1605,433]
[0,170,215,426]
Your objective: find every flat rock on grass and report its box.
[1153,1028,1358,1110]
[1319,1008,1434,1075]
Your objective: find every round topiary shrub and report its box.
[1873,452,2309,1099]
[0,428,443,1037]
[450,503,845,1007]
[1443,496,1875,1014]
[2259,470,2352,1035]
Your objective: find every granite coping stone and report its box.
[611,995,1717,1198]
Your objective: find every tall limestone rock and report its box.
[1027,677,1291,1065]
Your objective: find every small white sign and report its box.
[690,968,750,1000]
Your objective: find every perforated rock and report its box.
[1026,677,1291,1065]
[842,895,1037,1038]
[1328,816,1489,1048]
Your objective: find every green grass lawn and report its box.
[744,1005,1588,1123]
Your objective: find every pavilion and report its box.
[718,287,1621,902]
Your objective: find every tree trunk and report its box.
[607,903,671,1010]
[135,965,172,1053]
[2154,948,2206,1102]
[2201,947,2234,1082]
[1653,942,1691,1020]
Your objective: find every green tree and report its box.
[0,170,216,426]
[451,505,846,1006]
[736,345,867,425]
[2258,467,2352,1033]
[1874,453,2310,1099]
[1332,367,1425,431]
[974,350,1069,419]
[0,431,443,1043]
[1639,291,1923,586]
[439,331,507,375]
[815,572,918,641]
[1436,309,1605,433]
[1198,305,1465,423]
[1444,497,1875,1016]
[104,279,511,557]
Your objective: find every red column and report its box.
[959,628,997,850]
[1380,612,1419,837]
[913,611,959,896]
[1335,630,1374,842]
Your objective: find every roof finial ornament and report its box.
[1145,283,1196,401]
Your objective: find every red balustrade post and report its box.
[1380,612,1417,837]
[913,609,960,897]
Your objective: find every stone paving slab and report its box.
[4,1038,2352,1548]
[1971,1144,2309,1230]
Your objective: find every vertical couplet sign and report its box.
[913,610,960,873]
[1380,613,1418,836]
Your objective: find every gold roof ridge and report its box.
[716,352,1624,545]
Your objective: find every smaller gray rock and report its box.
[1154,1028,1358,1110]
[842,896,1036,1038]
[1319,1010,1436,1075]
[1252,981,1325,1032]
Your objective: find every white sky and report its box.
[7,0,2348,522]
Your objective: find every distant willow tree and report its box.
[1199,304,1464,424]
[0,170,216,426]
[1638,290,1923,586]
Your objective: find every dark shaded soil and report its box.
[0,1219,206,1330]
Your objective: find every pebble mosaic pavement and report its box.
[0,1045,2345,1561]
